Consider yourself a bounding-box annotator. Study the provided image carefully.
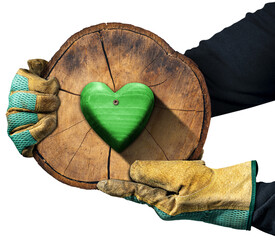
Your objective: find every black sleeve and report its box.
[185,3,275,117]
[252,182,275,235]
[185,3,275,236]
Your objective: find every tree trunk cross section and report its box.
[33,23,211,189]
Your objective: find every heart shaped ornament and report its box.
[80,82,154,152]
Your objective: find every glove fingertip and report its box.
[22,145,35,157]
[27,59,48,76]
[97,180,108,191]
[97,179,139,198]
[49,77,60,95]
[129,160,141,181]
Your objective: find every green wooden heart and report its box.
[80,82,154,152]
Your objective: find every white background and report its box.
[1,0,275,239]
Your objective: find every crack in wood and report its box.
[64,128,92,174]
[118,30,122,81]
[48,119,86,138]
[34,149,99,184]
[148,68,183,88]
[140,52,162,75]
[60,88,80,96]
[107,147,111,179]
[148,78,169,87]
[145,128,168,160]
[154,105,204,112]
[99,31,116,91]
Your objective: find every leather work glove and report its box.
[6,59,60,157]
[97,160,257,230]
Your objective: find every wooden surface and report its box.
[33,23,211,189]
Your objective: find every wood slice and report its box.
[33,23,211,189]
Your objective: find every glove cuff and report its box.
[246,160,257,230]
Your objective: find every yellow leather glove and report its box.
[7,59,60,157]
[97,160,257,230]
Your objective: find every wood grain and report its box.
[33,23,211,189]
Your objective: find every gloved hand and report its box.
[6,59,60,157]
[97,160,257,230]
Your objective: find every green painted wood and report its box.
[80,82,154,152]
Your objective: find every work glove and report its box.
[97,160,257,230]
[6,59,60,157]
